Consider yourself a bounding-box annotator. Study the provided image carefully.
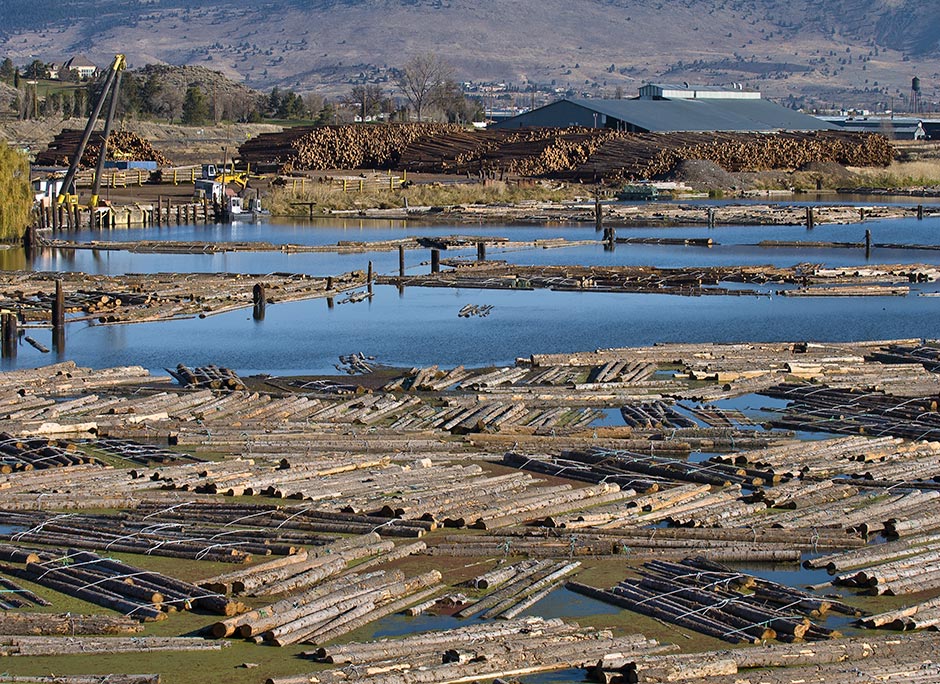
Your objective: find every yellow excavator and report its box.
[55,54,126,208]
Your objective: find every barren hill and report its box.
[1,0,938,110]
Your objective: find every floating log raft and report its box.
[275,618,671,684]
[0,635,226,656]
[0,612,142,635]
[1,548,245,620]
[570,556,848,645]
[761,383,940,441]
[0,271,354,328]
[591,632,940,684]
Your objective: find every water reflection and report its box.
[2,285,939,375]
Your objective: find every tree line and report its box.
[0,53,482,125]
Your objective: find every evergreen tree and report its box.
[0,143,31,242]
[181,86,209,125]
[0,58,14,84]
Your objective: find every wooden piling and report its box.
[865,229,872,257]
[594,195,603,232]
[707,208,715,228]
[806,207,815,229]
[477,242,486,261]
[1,313,16,359]
[52,280,65,331]
[399,244,406,279]
[431,249,441,273]
[917,204,924,220]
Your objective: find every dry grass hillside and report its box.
[0,0,937,111]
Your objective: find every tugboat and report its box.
[221,194,270,223]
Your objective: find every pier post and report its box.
[865,229,872,258]
[399,244,406,279]
[1,313,16,359]
[707,208,715,228]
[367,260,374,296]
[52,280,65,332]
[431,249,441,273]
[326,276,334,292]
[594,194,603,232]
[917,205,924,220]
[477,242,486,262]
[252,283,266,321]
[859,208,865,221]
[805,207,815,229]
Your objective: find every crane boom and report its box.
[56,54,127,207]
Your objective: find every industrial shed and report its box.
[819,116,926,140]
[492,84,836,133]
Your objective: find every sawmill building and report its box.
[491,83,836,133]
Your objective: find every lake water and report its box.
[4,211,940,375]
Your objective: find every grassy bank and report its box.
[267,180,589,215]
[848,160,940,188]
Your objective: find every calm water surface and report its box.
[3,212,940,375]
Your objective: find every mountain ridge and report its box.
[1,0,937,110]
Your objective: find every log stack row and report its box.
[238,125,891,181]
[35,130,172,168]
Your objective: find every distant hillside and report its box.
[1,0,937,110]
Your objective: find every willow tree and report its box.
[0,143,31,241]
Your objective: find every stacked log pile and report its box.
[238,125,890,180]
[569,557,853,645]
[1,548,245,620]
[271,618,671,684]
[239,123,464,172]
[35,130,172,168]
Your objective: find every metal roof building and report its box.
[491,84,836,133]
[819,116,926,140]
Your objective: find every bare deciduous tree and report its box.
[346,84,384,123]
[395,53,454,122]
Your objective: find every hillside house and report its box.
[62,56,97,80]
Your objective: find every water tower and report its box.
[910,76,921,114]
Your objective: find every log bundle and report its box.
[762,382,940,442]
[209,565,442,646]
[0,432,98,471]
[570,556,854,645]
[1,548,245,620]
[237,125,891,181]
[34,130,172,168]
[592,632,940,683]
[0,636,225,656]
[0,612,142,635]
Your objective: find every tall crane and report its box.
[56,54,126,208]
